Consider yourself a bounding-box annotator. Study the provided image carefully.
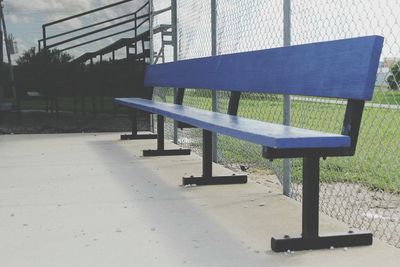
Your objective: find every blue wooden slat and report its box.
[115,98,351,149]
[144,36,383,100]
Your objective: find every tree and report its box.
[16,47,73,66]
[387,62,400,90]
[15,47,73,96]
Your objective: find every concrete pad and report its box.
[0,133,398,267]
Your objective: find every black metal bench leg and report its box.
[271,157,372,252]
[121,109,157,140]
[182,129,247,186]
[143,115,191,156]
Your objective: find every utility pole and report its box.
[0,0,17,100]
[0,2,3,65]
[0,0,4,99]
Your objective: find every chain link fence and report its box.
[151,0,400,248]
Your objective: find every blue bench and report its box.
[115,35,384,252]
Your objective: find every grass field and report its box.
[372,89,400,105]
[175,93,400,192]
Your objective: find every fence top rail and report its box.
[43,0,143,27]
[41,12,138,42]
[41,1,150,53]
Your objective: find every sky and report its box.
[2,0,149,61]
[174,0,400,60]
[2,0,400,65]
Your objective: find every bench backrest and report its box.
[145,36,383,101]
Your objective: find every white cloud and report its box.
[5,0,91,26]
[4,0,149,59]
[7,14,33,24]
[6,0,91,14]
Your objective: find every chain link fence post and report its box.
[211,0,218,162]
[149,0,155,133]
[283,0,292,197]
[149,0,154,64]
[172,0,179,144]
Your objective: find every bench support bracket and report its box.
[143,115,191,156]
[271,231,373,252]
[182,130,247,186]
[121,109,157,140]
[182,175,247,186]
[271,157,372,252]
[121,134,158,140]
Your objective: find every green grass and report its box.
[372,89,400,105]
[166,94,400,192]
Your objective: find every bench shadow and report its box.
[87,136,288,266]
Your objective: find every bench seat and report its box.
[115,97,350,149]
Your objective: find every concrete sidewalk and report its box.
[0,133,398,267]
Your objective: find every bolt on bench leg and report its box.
[182,129,247,186]
[121,109,157,140]
[271,157,372,252]
[143,115,191,156]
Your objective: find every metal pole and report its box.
[172,1,178,62]
[134,12,137,55]
[157,115,165,150]
[203,130,213,178]
[149,0,154,64]
[211,0,218,162]
[134,13,137,37]
[172,0,179,144]
[302,157,320,238]
[42,25,47,50]
[283,0,292,197]
[149,0,156,134]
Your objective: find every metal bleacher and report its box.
[38,0,174,66]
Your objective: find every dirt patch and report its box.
[224,164,400,247]
[300,182,400,247]
[231,162,400,248]
[227,163,283,194]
